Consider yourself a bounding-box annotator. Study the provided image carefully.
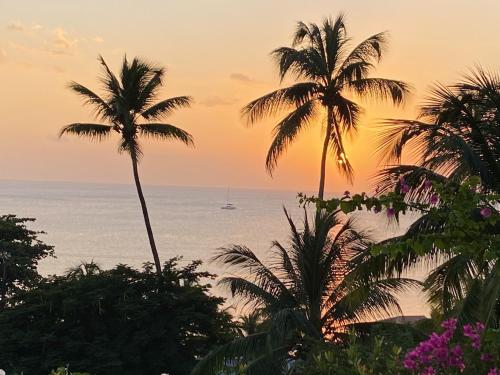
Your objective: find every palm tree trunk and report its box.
[318,106,333,200]
[131,155,162,275]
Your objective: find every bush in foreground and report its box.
[0,259,234,375]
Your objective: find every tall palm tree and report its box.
[243,14,410,199]
[375,67,500,198]
[60,56,194,275]
[192,209,418,374]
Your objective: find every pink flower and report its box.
[430,194,439,205]
[480,207,493,218]
[403,319,466,373]
[401,183,410,194]
[373,206,381,214]
[424,178,433,189]
[403,358,417,370]
[441,318,458,332]
[463,322,484,350]
[386,207,395,218]
[488,368,500,375]
[481,353,493,362]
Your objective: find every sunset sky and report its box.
[1,0,500,193]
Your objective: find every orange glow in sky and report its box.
[1,0,500,194]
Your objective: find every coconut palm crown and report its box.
[60,56,194,275]
[243,14,410,199]
[375,67,500,199]
[192,209,418,374]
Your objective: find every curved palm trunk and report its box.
[131,155,162,275]
[318,106,333,200]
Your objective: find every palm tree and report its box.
[373,67,500,326]
[65,261,102,280]
[192,209,418,374]
[375,67,500,198]
[60,56,193,275]
[243,14,410,199]
[235,309,264,336]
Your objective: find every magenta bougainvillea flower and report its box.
[429,194,439,205]
[399,177,410,193]
[403,319,497,374]
[463,322,485,350]
[480,207,493,218]
[404,319,464,373]
[386,207,395,218]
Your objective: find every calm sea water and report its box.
[0,180,429,317]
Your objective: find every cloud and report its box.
[50,27,78,55]
[93,36,104,43]
[200,96,238,107]
[230,73,256,83]
[32,24,42,30]
[7,21,24,32]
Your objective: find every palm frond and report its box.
[375,119,437,165]
[141,96,192,120]
[338,32,388,74]
[213,246,291,300]
[266,99,317,174]
[135,67,165,111]
[67,82,114,122]
[271,47,326,82]
[424,255,480,314]
[347,78,410,106]
[242,82,319,124]
[138,123,194,146]
[334,94,362,133]
[218,277,278,309]
[59,123,112,141]
[98,55,122,98]
[328,278,420,325]
[322,14,348,75]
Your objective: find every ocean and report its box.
[0,180,429,317]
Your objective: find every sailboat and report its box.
[221,187,236,210]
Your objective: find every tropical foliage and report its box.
[243,14,410,198]
[378,67,500,326]
[0,259,234,375]
[402,319,500,375]
[192,209,418,374]
[0,215,54,309]
[60,55,194,274]
[375,67,500,199]
[304,177,500,328]
[373,68,500,328]
[300,68,500,328]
